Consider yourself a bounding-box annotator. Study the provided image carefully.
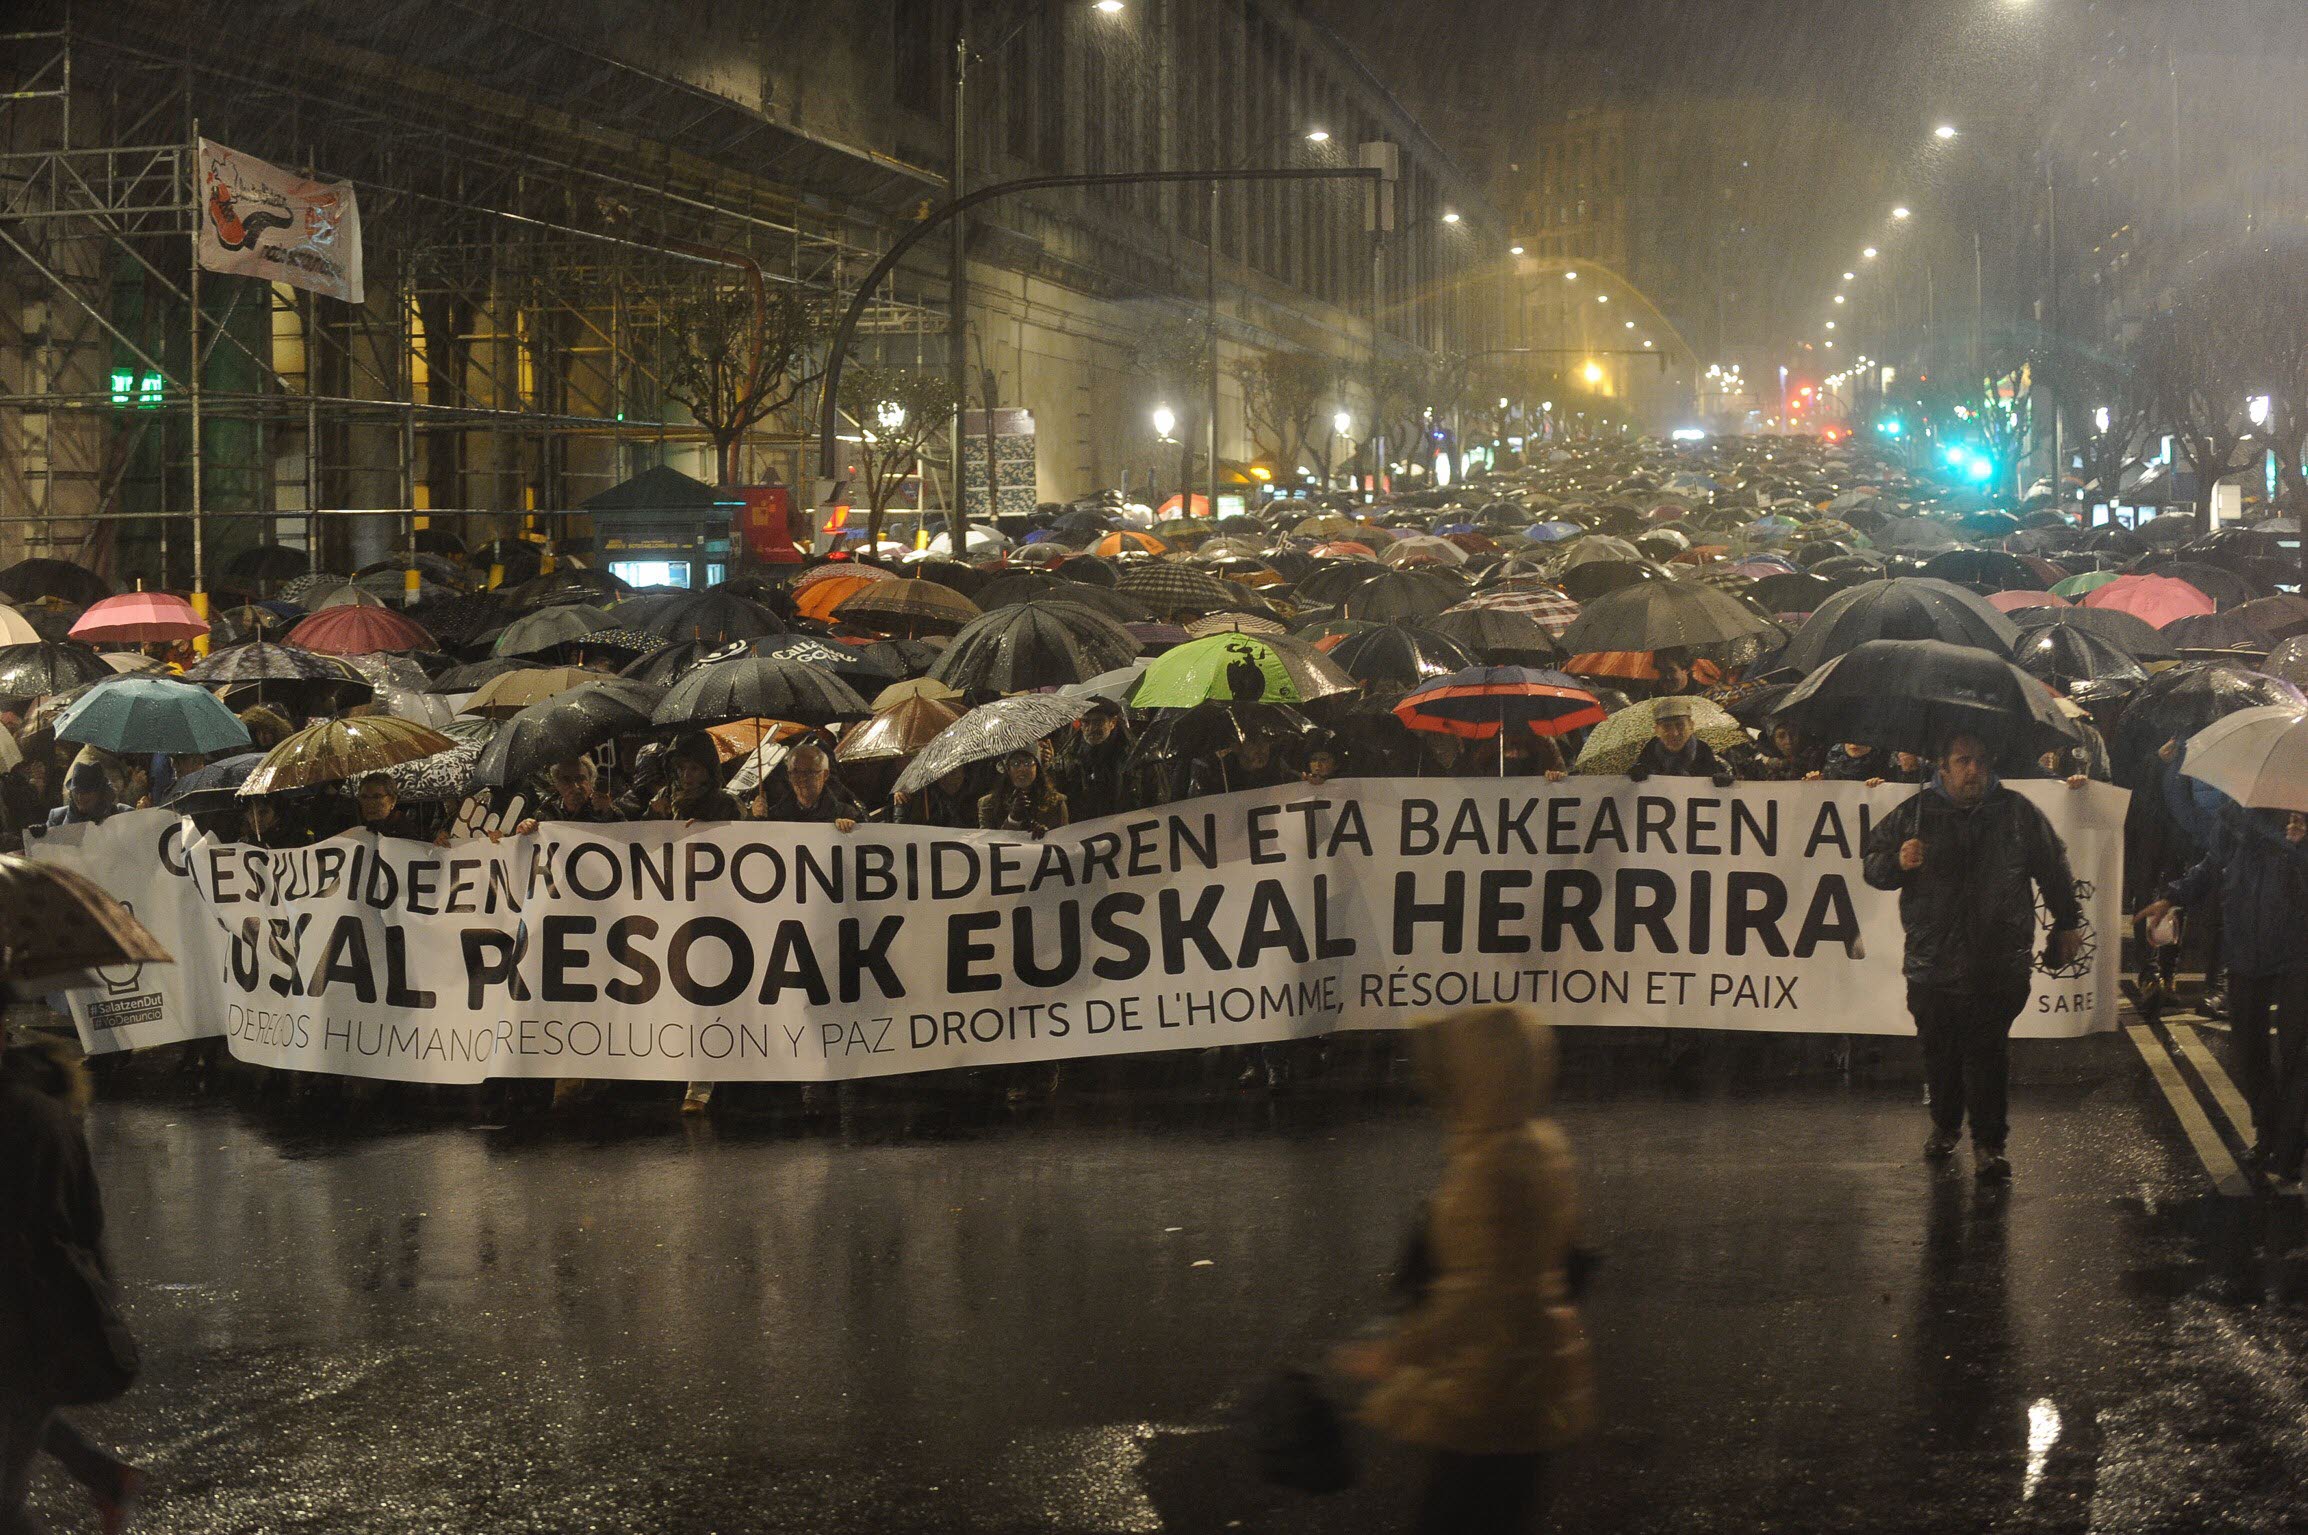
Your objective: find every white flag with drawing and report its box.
[195,138,364,304]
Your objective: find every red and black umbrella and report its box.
[1393,665,1607,741]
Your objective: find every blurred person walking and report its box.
[1,1029,142,1535]
[1335,1004,1595,1534]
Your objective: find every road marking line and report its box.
[2166,1023,2257,1149]
[2125,1023,2248,1198]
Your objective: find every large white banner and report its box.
[196,138,365,304]
[29,780,2127,1084]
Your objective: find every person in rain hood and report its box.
[2138,806,2308,1182]
[1624,697,1734,786]
[43,760,128,828]
[1334,1004,1595,1534]
[0,1026,144,1534]
[1863,733,2085,1182]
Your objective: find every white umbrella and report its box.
[2182,704,2308,811]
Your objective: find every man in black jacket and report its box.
[1053,700,1132,821]
[1863,733,2085,1182]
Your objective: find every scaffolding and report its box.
[0,5,946,593]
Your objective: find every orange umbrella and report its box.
[1153,492,1213,519]
[795,573,882,623]
[705,717,814,763]
[1091,530,1169,557]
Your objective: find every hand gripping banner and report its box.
[29,780,2128,1085]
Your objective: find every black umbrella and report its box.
[428,656,533,693]
[753,633,903,689]
[1340,568,1468,623]
[0,640,111,699]
[159,751,267,812]
[1425,606,1564,661]
[472,539,547,588]
[2116,660,2304,759]
[2011,625,2150,692]
[930,602,1144,693]
[557,627,667,663]
[1325,625,1478,688]
[406,594,507,650]
[974,573,1155,623]
[1918,549,2050,593]
[1747,571,1838,613]
[1294,562,1390,606]
[2010,604,2180,662]
[1555,578,1774,655]
[1779,578,2020,674]
[494,603,611,657]
[1553,559,1670,604]
[620,638,726,689]
[0,559,112,606]
[502,568,630,611]
[854,638,945,681]
[613,589,785,644]
[650,654,871,728]
[1776,639,2075,769]
[471,678,664,789]
[1125,700,1318,777]
[223,546,311,586]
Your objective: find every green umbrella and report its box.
[1132,633,1353,709]
[54,676,253,757]
[2050,569,2122,600]
[1572,695,1747,775]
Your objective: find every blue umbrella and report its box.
[1525,521,1582,542]
[54,676,252,756]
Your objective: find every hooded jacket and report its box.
[1362,1006,1595,1456]
[0,1038,105,1376]
[2166,807,2308,979]
[1862,776,2083,990]
[1054,730,1133,821]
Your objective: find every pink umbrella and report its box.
[1987,589,2070,614]
[2082,573,2217,629]
[68,591,207,643]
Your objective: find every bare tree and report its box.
[2033,337,2154,511]
[1132,319,1210,510]
[654,281,819,486]
[1236,350,1339,487]
[2137,296,2249,525]
[839,365,957,553]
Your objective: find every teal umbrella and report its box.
[1132,634,1354,708]
[54,676,252,756]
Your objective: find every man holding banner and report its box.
[1864,734,2085,1184]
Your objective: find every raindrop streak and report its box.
[2023,1398,2062,1501]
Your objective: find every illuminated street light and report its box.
[1442,210,1461,224]
[1624,319,1636,329]
[1892,206,1912,220]
[875,400,907,432]
[1863,247,1879,259]
[1843,272,1855,281]
[1935,124,1958,140]
[1825,321,1837,330]
[1582,361,1604,384]
[1833,294,1846,305]
[1565,270,1578,281]
[1509,244,1525,255]
[1333,409,1353,435]
[1305,128,1330,143]
[1094,0,1124,11]
[1597,294,1610,304]
[1642,339,1654,348]
[1152,405,1176,438]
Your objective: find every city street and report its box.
[25,1017,2308,1535]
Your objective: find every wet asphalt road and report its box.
[25,1017,2308,1535]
